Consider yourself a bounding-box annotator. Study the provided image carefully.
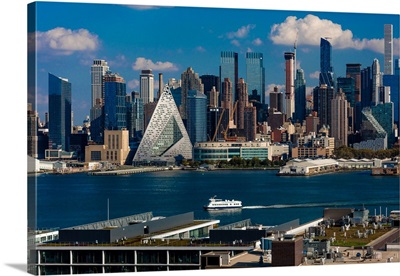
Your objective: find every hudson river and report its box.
[30,169,399,230]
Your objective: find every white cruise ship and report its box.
[203,196,242,210]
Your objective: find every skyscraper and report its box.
[140,69,154,105]
[319,38,335,88]
[294,68,306,123]
[126,92,144,141]
[383,59,399,125]
[220,51,238,102]
[284,52,295,120]
[237,78,249,129]
[200,74,220,106]
[361,66,372,109]
[346,63,361,102]
[313,84,335,129]
[384,24,393,75]
[246,52,265,104]
[181,67,204,121]
[91,59,109,107]
[187,90,208,144]
[331,90,348,148]
[48,73,72,150]
[372,58,382,105]
[103,72,126,130]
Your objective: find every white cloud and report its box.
[309,71,320,79]
[252,38,263,46]
[126,5,160,10]
[231,40,240,47]
[132,57,179,71]
[33,27,99,55]
[227,24,256,39]
[266,84,285,93]
[269,14,390,53]
[195,46,206,52]
[127,79,140,90]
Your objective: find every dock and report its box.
[89,167,171,176]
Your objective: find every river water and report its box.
[29,169,399,229]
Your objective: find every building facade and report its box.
[330,90,349,148]
[294,69,306,123]
[319,37,335,88]
[48,73,72,151]
[85,129,130,165]
[140,69,154,105]
[284,52,295,120]
[246,52,265,104]
[103,72,127,130]
[220,51,238,103]
[187,90,208,144]
[181,67,204,121]
[133,85,193,165]
[384,24,393,75]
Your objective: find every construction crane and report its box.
[211,108,225,142]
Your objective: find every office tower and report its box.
[237,78,249,129]
[384,24,393,75]
[319,37,335,88]
[284,52,295,119]
[220,51,238,102]
[372,59,383,105]
[269,86,283,112]
[168,78,182,107]
[361,66,372,109]
[181,67,204,121]
[187,90,208,144]
[294,69,306,123]
[383,59,399,125]
[91,59,109,107]
[48,73,72,150]
[126,92,144,141]
[140,69,154,105]
[133,85,193,164]
[346,63,361,102]
[208,86,219,108]
[207,107,224,142]
[246,52,265,104]
[313,84,335,129]
[331,90,348,148]
[200,74,220,106]
[103,72,127,130]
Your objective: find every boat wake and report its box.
[242,199,399,210]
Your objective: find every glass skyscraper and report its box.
[103,72,127,130]
[140,69,154,105]
[187,90,208,144]
[384,24,393,75]
[319,38,335,88]
[294,69,306,123]
[220,51,238,102]
[48,73,72,150]
[246,52,265,104]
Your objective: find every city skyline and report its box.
[29,1,399,125]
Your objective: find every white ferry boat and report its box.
[203,195,242,210]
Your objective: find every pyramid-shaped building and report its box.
[133,85,193,164]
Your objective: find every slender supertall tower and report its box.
[158,73,163,101]
[284,52,295,120]
[384,24,393,75]
[372,58,382,105]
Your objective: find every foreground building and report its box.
[133,85,193,165]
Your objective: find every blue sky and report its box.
[30,1,399,124]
